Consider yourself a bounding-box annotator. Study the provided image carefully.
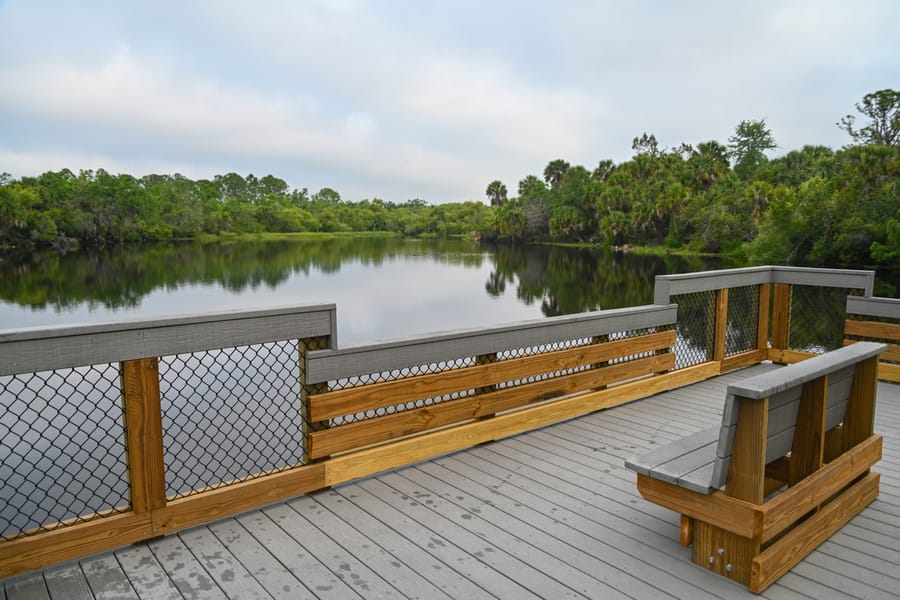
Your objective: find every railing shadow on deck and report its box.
[1,265,897,578]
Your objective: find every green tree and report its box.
[838,88,900,147]
[543,159,570,190]
[728,119,777,179]
[485,180,508,207]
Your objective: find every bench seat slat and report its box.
[650,442,716,485]
[624,426,718,476]
[678,461,722,494]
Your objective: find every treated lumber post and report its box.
[693,396,767,585]
[592,333,610,389]
[121,358,167,516]
[712,288,729,363]
[757,283,771,352]
[475,352,500,421]
[842,356,879,451]
[771,284,791,358]
[788,376,827,486]
[300,336,331,464]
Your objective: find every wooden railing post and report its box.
[121,358,167,517]
[712,288,729,363]
[300,336,331,464]
[771,283,791,356]
[757,283,771,352]
[842,356,879,451]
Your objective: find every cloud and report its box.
[1,0,898,202]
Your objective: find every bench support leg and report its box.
[679,515,693,546]
[692,521,758,586]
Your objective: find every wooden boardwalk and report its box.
[3,365,899,599]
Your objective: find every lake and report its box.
[0,237,725,344]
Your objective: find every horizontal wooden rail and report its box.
[309,330,675,421]
[305,304,677,383]
[844,296,900,382]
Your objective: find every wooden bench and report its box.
[625,341,886,593]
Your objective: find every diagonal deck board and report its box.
[3,366,899,599]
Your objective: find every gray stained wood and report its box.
[4,365,899,600]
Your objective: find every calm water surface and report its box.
[0,238,721,344]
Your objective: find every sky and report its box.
[1,1,898,204]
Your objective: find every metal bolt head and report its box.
[726,563,734,573]
[708,556,716,565]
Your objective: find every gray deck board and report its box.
[114,545,182,600]
[283,494,453,600]
[80,555,139,600]
[4,368,899,600]
[43,563,94,600]
[176,526,271,600]
[262,501,403,599]
[3,573,49,600]
[147,533,226,600]
[205,518,313,600]
[232,510,356,600]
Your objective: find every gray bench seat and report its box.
[625,341,886,495]
[625,426,719,493]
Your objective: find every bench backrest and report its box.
[709,341,886,490]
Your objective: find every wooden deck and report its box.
[3,365,899,600]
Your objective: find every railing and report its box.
[0,265,886,577]
[845,295,900,382]
[655,265,875,370]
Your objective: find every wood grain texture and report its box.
[751,471,880,593]
[152,463,326,534]
[319,363,715,487]
[771,283,791,352]
[121,358,166,514]
[305,304,677,383]
[0,513,153,579]
[713,288,729,363]
[725,396,768,504]
[757,283,771,351]
[842,356,879,450]
[634,475,758,539]
[719,350,768,374]
[787,376,826,486]
[308,352,676,458]
[309,331,675,421]
[759,434,881,543]
[844,319,900,342]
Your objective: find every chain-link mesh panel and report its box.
[725,285,760,357]
[671,291,715,369]
[321,330,665,425]
[159,340,304,499]
[788,286,861,352]
[0,365,129,541]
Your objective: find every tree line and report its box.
[484,89,899,268]
[1,89,897,269]
[0,171,492,250]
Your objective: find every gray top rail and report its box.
[653,265,875,305]
[847,296,900,320]
[305,304,677,384]
[0,304,337,376]
[726,341,886,400]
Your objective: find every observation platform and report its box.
[3,365,898,600]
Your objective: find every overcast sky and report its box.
[1,1,897,204]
